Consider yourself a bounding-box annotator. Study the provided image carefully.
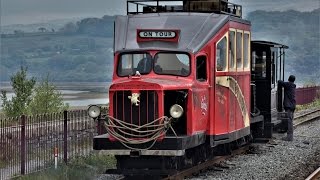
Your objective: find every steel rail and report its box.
[295,109,320,120]
[305,167,320,180]
[293,109,320,127]
[162,146,249,180]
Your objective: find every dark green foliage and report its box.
[59,15,115,37]
[0,67,36,117]
[76,15,115,37]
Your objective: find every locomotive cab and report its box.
[250,41,289,138]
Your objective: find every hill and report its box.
[0,16,115,82]
[1,10,319,84]
[247,8,320,84]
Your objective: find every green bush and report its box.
[15,153,116,180]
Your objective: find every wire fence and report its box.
[0,110,97,180]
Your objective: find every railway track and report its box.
[306,167,320,180]
[294,108,320,127]
[162,146,249,180]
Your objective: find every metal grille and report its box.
[113,90,159,138]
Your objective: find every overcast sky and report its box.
[1,0,319,25]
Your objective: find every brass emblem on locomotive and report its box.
[128,93,140,106]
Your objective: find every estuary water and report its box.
[0,82,110,110]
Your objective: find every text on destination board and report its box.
[139,31,176,38]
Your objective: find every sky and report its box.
[1,0,319,25]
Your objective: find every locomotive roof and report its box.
[114,12,250,53]
[252,40,289,49]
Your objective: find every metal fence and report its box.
[0,110,97,180]
[296,86,320,105]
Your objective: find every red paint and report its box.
[109,18,251,139]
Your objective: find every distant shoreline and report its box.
[0,82,111,93]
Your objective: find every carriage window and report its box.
[236,31,243,69]
[154,53,190,76]
[196,55,207,81]
[271,51,276,88]
[243,33,250,68]
[252,51,267,79]
[216,36,227,71]
[229,31,236,69]
[117,53,152,76]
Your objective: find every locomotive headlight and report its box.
[169,104,184,119]
[88,105,101,118]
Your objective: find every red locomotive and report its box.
[89,0,289,177]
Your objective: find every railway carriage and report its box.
[89,0,289,176]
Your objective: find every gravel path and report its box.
[189,118,320,180]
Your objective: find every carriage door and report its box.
[195,55,209,130]
[277,47,286,111]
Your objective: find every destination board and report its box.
[137,29,180,42]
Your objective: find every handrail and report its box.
[126,0,242,18]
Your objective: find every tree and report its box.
[27,75,69,115]
[38,27,47,32]
[59,22,78,34]
[0,67,36,117]
[0,68,69,117]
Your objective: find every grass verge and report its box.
[14,152,116,180]
[296,99,320,112]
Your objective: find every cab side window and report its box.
[229,30,236,70]
[243,32,250,69]
[236,31,243,69]
[216,36,227,71]
[196,55,207,82]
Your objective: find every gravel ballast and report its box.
[96,117,320,180]
[189,118,320,180]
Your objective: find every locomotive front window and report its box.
[117,53,152,76]
[154,53,190,76]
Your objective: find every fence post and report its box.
[20,115,26,175]
[97,116,102,135]
[63,110,68,164]
[97,115,106,135]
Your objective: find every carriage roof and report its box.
[114,12,250,53]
